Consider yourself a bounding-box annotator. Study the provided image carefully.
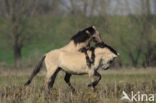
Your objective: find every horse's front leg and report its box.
[92,71,101,87]
[88,71,101,89]
[88,70,95,90]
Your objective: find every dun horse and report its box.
[24,26,102,86]
[25,42,118,91]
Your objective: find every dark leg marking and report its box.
[48,68,61,89]
[85,51,92,68]
[80,47,95,68]
[88,71,101,88]
[90,47,95,64]
[64,73,75,92]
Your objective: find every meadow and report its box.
[0,67,156,103]
[0,16,156,103]
[0,1,156,103]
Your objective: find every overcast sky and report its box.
[106,0,156,15]
[63,0,156,15]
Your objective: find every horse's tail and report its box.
[24,55,46,86]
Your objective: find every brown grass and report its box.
[0,68,156,103]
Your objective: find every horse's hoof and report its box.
[71,88,77,94]
[88,84,92,87]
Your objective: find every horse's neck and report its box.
[62,41,76,51]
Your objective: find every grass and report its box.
[0,68,156,103]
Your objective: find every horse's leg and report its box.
[88,71,101,88]
[44,67,61,91]
[88,70,95,89]
[91,71,101,87]
[48,67,61,88]
[64,73,75,92]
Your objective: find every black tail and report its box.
[24,55,46,86]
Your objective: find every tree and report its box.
[139,0,156,67]
[1,0,38,68]
[122,0,156,67]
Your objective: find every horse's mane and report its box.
[71,26,96,44]
[95,42,118,55]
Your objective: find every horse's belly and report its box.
[60,64,87,75]
[63,68,87,75]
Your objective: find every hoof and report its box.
[88,84,92,87]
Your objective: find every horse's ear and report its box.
[92,25,96,30]
[85,30,91,36]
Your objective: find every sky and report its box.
[62,0,156,15]
[106,0,156,15]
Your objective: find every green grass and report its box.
[0,68,156,103]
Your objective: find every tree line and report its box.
[0,0,155,68]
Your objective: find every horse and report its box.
[24,42,119,91]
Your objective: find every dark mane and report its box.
[71,26,96,44]
[95,42,118,55]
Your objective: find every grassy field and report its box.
[0,68,156,103]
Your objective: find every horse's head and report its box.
[95,42,119,70]
[71,26,102,45]
[91,26,103,43]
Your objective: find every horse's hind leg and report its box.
[44,67,61,91]
[48,68,61,88]
[64,73,75,92]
